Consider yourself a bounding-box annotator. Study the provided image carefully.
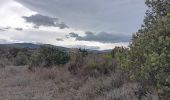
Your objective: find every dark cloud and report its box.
[56,38,64,41]
[0,26,11,31]
[68,32,131,43]
[22,14,69,29]
[0,29,5,31]
[16,0,146,33]
[15,28,23,31]
[4,26,11,30]
[69,32,79,37]
[68,45,100,50]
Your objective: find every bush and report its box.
[29,46,70,69]
[79,48,88,57]
[68,50,84,74]
[71,54,115,77]
[0,58,10,68]
[0,62,6,68]
[0,47,32,66]
[13,52,29,66]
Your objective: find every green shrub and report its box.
[115,1,170,99]
[0,47,32,66]
[79,48,88,57]
[13,52,29,66]
[29,46,70,68]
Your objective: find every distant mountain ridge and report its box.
[0,43,41,49]
[0,43,111,53]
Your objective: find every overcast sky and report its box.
[0,0,146,50]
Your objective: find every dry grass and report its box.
[0,65,159,100]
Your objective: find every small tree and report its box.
[115,0,170,99]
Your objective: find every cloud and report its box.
[0,29,129,50]
[0,0,36,29]
[68,32,131,43]
[0,26,11,31]
[22,14,69,29]
[16,0,146,33]
[69,32,79,37]
[15,28,23,31]
[0,38,23,44]
[0,27,23,31]
[56,38,64,41]
[0,29,5,31]
[68,45,100,50]
[4,26,11,30]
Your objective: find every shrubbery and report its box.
[13,52,29,66]
[68,51,115,77]
[79,48,88,57]
[0,61,6,68]
[0,47,32,66]
[115,0,170,99]
[29,46,70,69]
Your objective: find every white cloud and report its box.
[0,0,36,28]
[0,29,129,50]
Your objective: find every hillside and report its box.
[0,43,111,54]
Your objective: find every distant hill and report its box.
[0,43,68,50]
[0,43,41,49]
[0,43,111,53]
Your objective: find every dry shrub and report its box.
[34,68,57,80]
[68,51,84,74]
[0,65,158,100]
[69,53,116,78]
[33,66,72,82]
[0,58,9,68]
[0,62,5,69]
[75,73,132,100]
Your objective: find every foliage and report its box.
[29,46,70,68]
[115,0,170,99]
[13,52,29,66]
[102,53,112,59]
[0,47,32,66]
[79,48,88,57]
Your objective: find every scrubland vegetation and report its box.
[0,0,169,100]
[0,46,159,100]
